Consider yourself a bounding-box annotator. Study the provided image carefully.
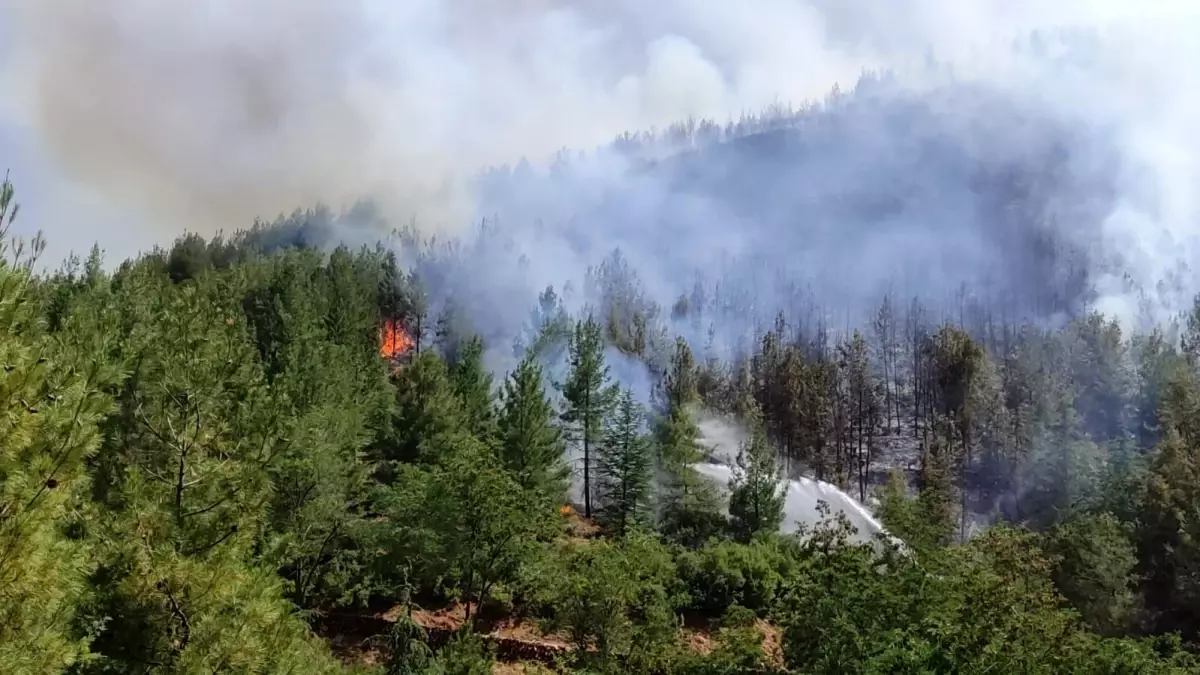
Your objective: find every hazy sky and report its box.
[0,0,1197,305]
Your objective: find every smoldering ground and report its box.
[1,1,1199,351]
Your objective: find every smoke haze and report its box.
[2,1,1199,331]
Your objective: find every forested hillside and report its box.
[4,118,1200,675]
[473,72,1115,336]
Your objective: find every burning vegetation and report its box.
[379,318,414,361]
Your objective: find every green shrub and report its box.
[676,537,801,615]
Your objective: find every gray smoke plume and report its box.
[1,1,1199,332]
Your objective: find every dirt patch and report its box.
[756,619,785,669]
[492,663,555,674]
[683,629,714,655]
[322,599,784,671]
[362,601,572,665]
[403,603,469,632]
[325,632,386,668]
[676,612,784,666]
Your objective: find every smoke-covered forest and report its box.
[7,31,1200,674]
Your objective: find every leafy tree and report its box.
[698,605,775,675]
[676,537,800,615]
[781,524,1103,674]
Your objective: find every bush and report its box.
[427,630,494,675]
[518,534,685,671]
[676,537,801,615]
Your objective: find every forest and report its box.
[5,68,1200,672]
[5,157,1200,674]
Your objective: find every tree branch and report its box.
[160,580,192,652]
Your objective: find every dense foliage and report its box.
[5,168,1200,675]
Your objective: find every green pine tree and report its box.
[0,180,113,673]
[657,402,726,547]
[597,390,654,536]
[917,417,960,548]
[497,354,569,505]
[390,438,540,625]
[383,351,466,465]
[662,337,698,411]
[451,334,497,442]
[561,315,617,518]
[728,424,787,541]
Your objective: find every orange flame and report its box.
[379,319,415,359]
[559,504,574,516]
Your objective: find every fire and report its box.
[379,319,415,359]
[559,504,574,516]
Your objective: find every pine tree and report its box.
[257,257,388,608]
[597,390,653,536]
[452,334,497,442]
[873,293,900,434]
[875,469,923,549]
[1044,512,1140,636]
[62,258,345,671]
[386,611,435,674]
[384,351,466,465]
[517,284,571,361]
[324,245,376,352]
[419,439,539,623]
[656,402,727,547]
[0,181,113,672]
[561,315,617,518]
[839,330,878,501]
[662,336,698,411]
[1141,429,1200,635]
[497,354,569,504]
[917,416,959,546]
[728,423,787,541]
[656,337,724,543]
[930,326,987,539]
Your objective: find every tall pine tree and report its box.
[498,354,569,505]
[561,315,616,518]
[0,181,114,672]
[452,334,497,442]
[657,337,725,545]
[728,420,787,541]
[597,390,653,536]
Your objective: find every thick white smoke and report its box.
[0,1,1198,323]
